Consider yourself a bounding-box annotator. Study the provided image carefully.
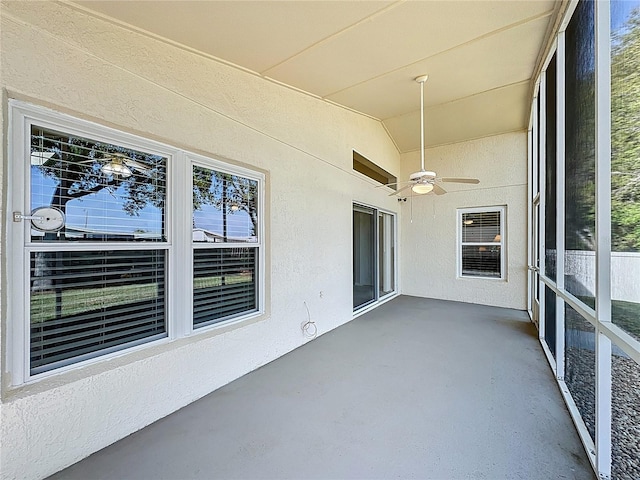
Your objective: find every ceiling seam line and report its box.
[39,3,385,131]
[59,0,262,77]
[259,0,406,76]
[323,9,555,100]
[383,80,530,123]
[263,75,382,122]
[1,14,397,188]
[399,128,528,153]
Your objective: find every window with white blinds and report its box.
[30,250,166,375]
[27,125,168,375]
[9,101,264,384]
[458,207,506,279]
[193,248,257,326]
[192,165,260,327]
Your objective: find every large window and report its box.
[610,2,640,477]
[27,124,168,376]
[9,101,264,383]
[545,55,558,282]
[457,207,506,279]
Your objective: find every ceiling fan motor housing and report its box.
[409,170,436,182]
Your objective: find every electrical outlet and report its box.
[319,291,323,298]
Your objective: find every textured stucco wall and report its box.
[0,3,400,479]
[399,132,528,310]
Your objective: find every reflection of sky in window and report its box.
[193,205,254,239]
[31,166,163,237]
[32,164,256,240]
[192,166,257,240]
[612,1,639,34]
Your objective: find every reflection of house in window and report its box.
[192,228,256,243]
[13,102,264,381]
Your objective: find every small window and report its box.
[192,165,260,328]
[353,151,396,189]
[457,207,506,279]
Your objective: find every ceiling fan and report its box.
[99,153,153,178]
[387,75,479,196]
[77,152,155,178]
[33,150,155,178]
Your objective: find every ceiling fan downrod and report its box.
[415,74,428,173]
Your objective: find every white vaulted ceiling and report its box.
[71,0,560,152]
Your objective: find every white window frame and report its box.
[7,100,265,385]
[187,154,265,332]
[457,206,506,280]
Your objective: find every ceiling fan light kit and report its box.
[101,154,133,178]
[412,183,434,194]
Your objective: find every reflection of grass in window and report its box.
[194,273,252,289]
[30,284,159,323]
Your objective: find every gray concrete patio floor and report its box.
[51,296,595,480]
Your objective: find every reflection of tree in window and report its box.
[30,126,166,241]
[193,166,258,240]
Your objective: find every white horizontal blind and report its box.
[192,164,260,328]
[193,166,257,243]
[10,101,266,384]
[460,209,504,278]
[193,248,257,326]
[30,125,167,242]
[29,250,166,374]
[28,123,168,374]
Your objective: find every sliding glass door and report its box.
[379,212,395,298]
[353,206,375,309]
[353,204,395,310]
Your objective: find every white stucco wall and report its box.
[0,3,401,479]
[399,132,528,310]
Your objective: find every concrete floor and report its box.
[51,296,595,480]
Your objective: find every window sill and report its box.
[2,310,268,402]
[457,275,506,281]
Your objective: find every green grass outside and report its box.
[31,274,252,324]
[193,273,251,289]
[611,299,640,340]
[31,284,159,323]
[575,295,640,340]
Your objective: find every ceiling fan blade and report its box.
[391,183,414,196]
[440,177,480,184]
[124,159,154,175]
[433,184,447,195]
[376,180,411,188]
